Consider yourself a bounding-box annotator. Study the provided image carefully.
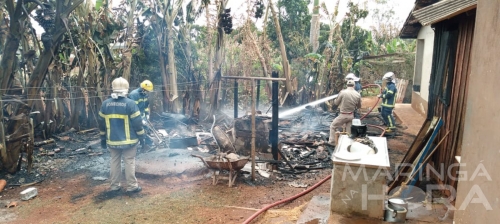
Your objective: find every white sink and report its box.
[332,135,390,168]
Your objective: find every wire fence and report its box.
[0,80,270,103]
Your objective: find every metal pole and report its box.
[251,80,256,181]
[256,79,261,110]
[271,71,279,160]
[234,80,238,118]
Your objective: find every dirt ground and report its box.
[0,100,423,224]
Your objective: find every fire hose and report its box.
[242,84,386,224]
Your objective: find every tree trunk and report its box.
[2,0,84,172]
[206,4,214,96]
[121,0,137,81]
[309,0,320,53]
[260,2,273,101]
[245,23,271,100]
[167,22,180,112]
[269,0,294,103]
[0,0,24,95]
[180,22,198,117]
[209,0,227,115]
[152,20,170,112]
[70,53,86,130]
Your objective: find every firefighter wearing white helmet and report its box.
[345,73,362,93]
[328,79,361,146]
[378,72,397,132]
[99,77,144,193]
[129,80,154,149]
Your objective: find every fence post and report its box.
[234,80,238,118]
[271,71,279,160]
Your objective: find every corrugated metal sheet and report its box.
[413,0,477,26]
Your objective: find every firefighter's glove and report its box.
[377,94,382,98]
[100,139,107,149]
[142,119,147,125]
[146,115,150,120]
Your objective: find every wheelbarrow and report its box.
[192,154,249,187]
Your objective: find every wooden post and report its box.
[251,80,256,181]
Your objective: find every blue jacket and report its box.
[381,82,397,108]
[98,96,145,149]
[128,88,150,117]
[355,81,362,92]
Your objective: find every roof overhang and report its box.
[413,0,477,26]
[399,0,440,39]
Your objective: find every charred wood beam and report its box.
[255,159,283,164]
[5,134,29,142]
[278,147,295,171]
[300,149,316,159]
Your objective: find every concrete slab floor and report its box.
[393,104,425,136]
[296,194,454,224]
[406,202,454,223]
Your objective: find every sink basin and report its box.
[333,141,375,161]
[348,141,377,155]
[331,135,390,168]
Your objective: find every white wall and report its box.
[414,25,435,102]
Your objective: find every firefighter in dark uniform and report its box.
[99,77,144,193]
[128,80,154,149]
[378,72,397,132]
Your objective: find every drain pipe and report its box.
[242,84,386,224]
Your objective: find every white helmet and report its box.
[346,80,355,86]
[382,72,395,82]
[112,77,129,94]
[345,73,360,81]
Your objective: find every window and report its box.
[413,39,425,93]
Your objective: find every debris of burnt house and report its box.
[232,115,270,156]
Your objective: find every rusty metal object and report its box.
[192,154,249,171]
[212,125,236,153]
[192,154,249,187]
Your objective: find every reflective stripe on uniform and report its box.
[107,139,139,145]
[136,129,145,135]
[100,113,132,143]
[99,131,106,135]
[144,108,149,112]
[131,111,140,118]
[387,115,394,128]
